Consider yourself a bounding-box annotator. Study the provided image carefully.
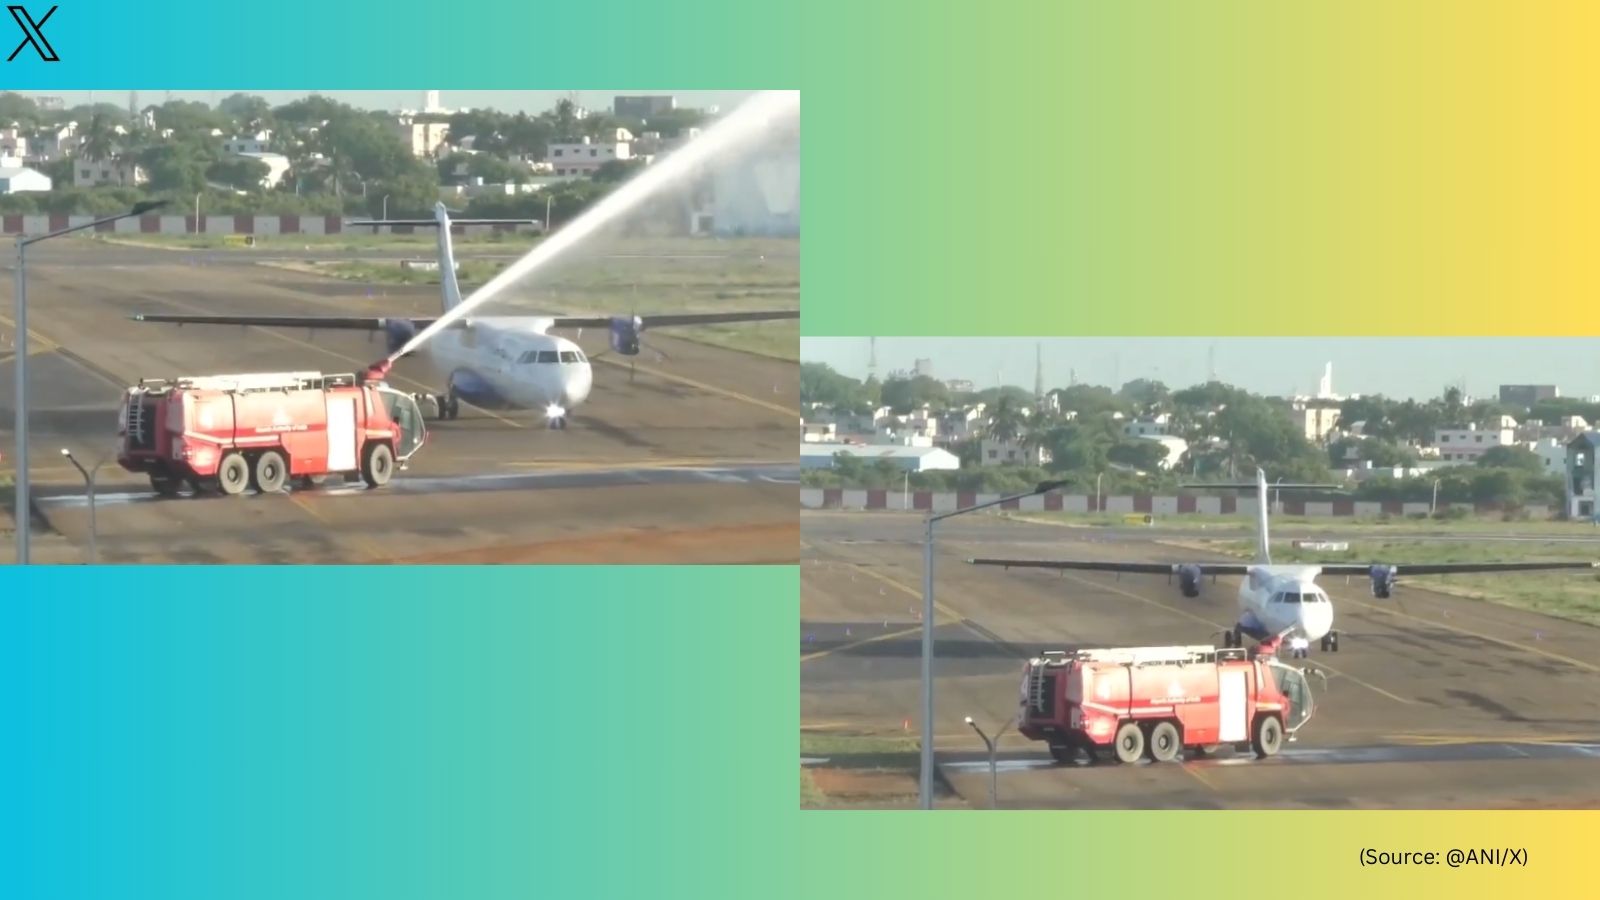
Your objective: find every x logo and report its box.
[7,5,57,62]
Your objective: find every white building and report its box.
[74,157,147,188]
[235,152,291,189]
[1531,437,1568,475]
[1123,415,1170,437]
[800,443,960,473]
[979,438,1050,467]
[0,165,50,193]
[390,116,450,158]
[802,421,837,443]
[547,133,632,176]
[0,124,27,160]
[220,131,272,155]
[26,122,77,163]
[1435,422,1516,463]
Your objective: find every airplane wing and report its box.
[128,314,443,331]
[1319,561,1599,576]
[967,559,1254,576]
[546,310,799,329]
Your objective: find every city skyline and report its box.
[12,90,754,117]
[802,337,1600,403]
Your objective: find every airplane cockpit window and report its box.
[1304,589,1328,603]
[1281,592,1302,604]
[537,351,559,363]
[559,351,579,364]
[518,351,538,364]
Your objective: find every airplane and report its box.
[128,202,798,429]
[968,468,1599,658]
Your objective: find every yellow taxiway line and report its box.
[591,355,794,417]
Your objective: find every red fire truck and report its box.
[116,368,427,497]
[1017,644,1315,764]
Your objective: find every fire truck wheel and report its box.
[253,451,288,494]
[217,453,250,496]
[1252,715,1284,759]
[1112,722,1145,764]
[150,474,181,497]
[1147,722,1181,763]
[362,442,395,488]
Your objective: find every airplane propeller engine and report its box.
[609,315,643,356]
[383,318,418,356]
[1368,564,1398,598]
[1176,563,1204,598]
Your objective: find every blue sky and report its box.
[801,337,1600,402]
[14,91,754,116]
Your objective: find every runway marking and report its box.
[145,295,525,429]
[1342,596,1600,673]
[843,561,967,621]
[0,310,62,353]
[286,494,392,563]
[801,622,933,664]
[590,355,794,417]
[1179,763,1220,791]
[1385,732,1600,746]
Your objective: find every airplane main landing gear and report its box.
[430,391,461,420]
[1320,631,1340,653]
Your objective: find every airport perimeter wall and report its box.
[0,214,526,237]
[799,489,1554,518]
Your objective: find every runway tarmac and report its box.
[0,238,798,564]
[801,511,1600,808]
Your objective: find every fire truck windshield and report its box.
[1268,662,1315,733]
[377,387,427,462]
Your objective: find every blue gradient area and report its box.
[0,1,799,88]
[0,566,794,900]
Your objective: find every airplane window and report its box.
[1282,592,1302,604]
[518,351,538,364]
[560,351,578,364]
[576,350,587,363]
[537,351,559,363]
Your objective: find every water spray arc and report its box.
[388,90,801,363]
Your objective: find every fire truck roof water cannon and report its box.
[1016,643,1319,766]
[116,361,428,497]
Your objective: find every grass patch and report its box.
[90,231,541,253]
[1209,539,1600,627]
[1010,510,1582,534]
[800,769,827,807]
[800,731,925,809]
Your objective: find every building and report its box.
[547,134,632,176]
[0,165,50,193]
[0,124,27,160]
[913,359,934,378]
[614,95,676,119]
[1500,384,1558,406]
[979,438,1051,467]
[692,119,799,236]
[1531,437,1567,475]
[220,131,272,155]
[390,115,450,158]
[1292,401,1342,443]
[1434,421,1516,463]
[800,443,960,473]
[1123,415,1170,437]
[1565,433,1600,518]
[74,157,147,188]
[802,421,837,443]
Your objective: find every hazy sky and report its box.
[802,337,1600,402]
[16,91,755,116]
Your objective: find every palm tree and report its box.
[987,395,1027,445]
[79,113,117,162]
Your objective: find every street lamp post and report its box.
[382,195,390,220]
[1431,479,1440,516]
[13,201,167,564]
[920,479,1067,809]
[545,193,553,232]
[1095,472,1103,513]
[60,447,107,563]
[965,715,1015,810]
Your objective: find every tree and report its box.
[218,93,272,129]
[1118,378,1170,412]
[1108,439,1169,472]
[553,99,581,141]
[79,113,119,162]
[985,395,1027,444]
[206,156,271,191]
[593,159,646,183]
[1476,445,1544,474]
[880,375,949,415]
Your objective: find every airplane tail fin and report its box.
[433,202,463,313]
[1255,467,1271,563]
[342,205,540,314]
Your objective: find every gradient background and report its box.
[5,1,1600,897]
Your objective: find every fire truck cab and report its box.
[1017,644,1315,765]
[117,369,427,496]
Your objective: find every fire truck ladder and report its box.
[125,395,148,446]
[139,372,359,395]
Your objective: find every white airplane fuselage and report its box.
[1237,565,1335,643]
[422,316,594,417]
